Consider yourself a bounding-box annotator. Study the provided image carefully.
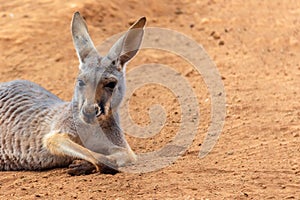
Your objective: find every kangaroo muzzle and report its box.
[81,104,102,124]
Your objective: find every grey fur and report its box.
[0,12,146,171]
[0,80,74,170]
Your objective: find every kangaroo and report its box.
[0,12,146,175]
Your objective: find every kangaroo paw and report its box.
[67,160,119,175]
[67,160,96,176]
[99,164,119,175]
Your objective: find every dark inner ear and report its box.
[106,18,146,68]
[120,50,138,66]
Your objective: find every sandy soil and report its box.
[0,0,299,199]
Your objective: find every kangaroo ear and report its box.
[107,17,146,67]
[71,12,97,64]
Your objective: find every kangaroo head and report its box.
[71,12,146,124]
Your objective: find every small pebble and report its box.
[219,41,225,46]
[175,8,183,15]
[201,18,209,24]
[292,132,299,137]
[213,33,221,40]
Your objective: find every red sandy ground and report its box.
[0,0,299,199]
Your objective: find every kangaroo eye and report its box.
[104,81,117,89]
[111,60,116,65]
[78,80,86,87]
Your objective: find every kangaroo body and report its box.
[0,80,75,170]
[0,13,146,174]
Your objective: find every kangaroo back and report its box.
[0,80,73,170]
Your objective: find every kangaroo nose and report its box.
[82,104,102,118]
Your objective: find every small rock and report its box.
[292,132,299,137]
[213,32,221,40]
[243,192,249,197]
[286,196,295,199]
[175,8,183,15]
[210,31,221,39]
[219,40,225,46]
[291,165,298,170]
[201,18,209,24]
